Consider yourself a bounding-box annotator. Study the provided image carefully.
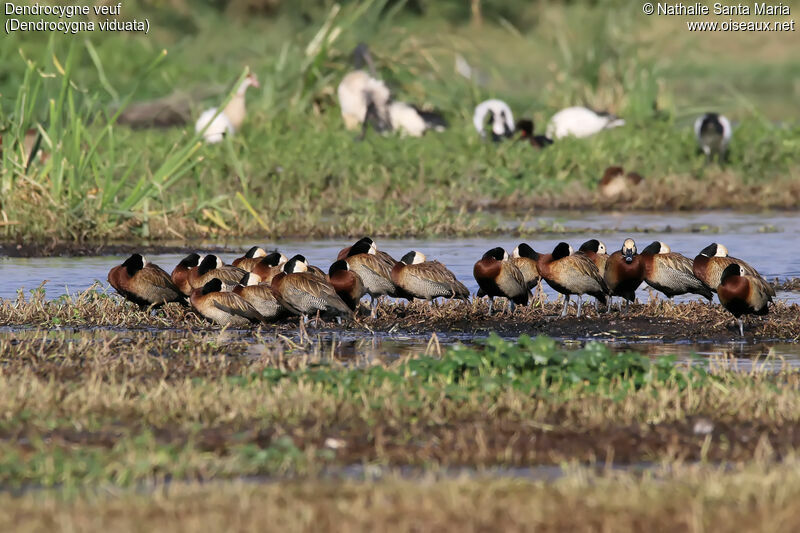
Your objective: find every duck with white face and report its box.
[717,264,772,337]
[391,250,469,303]
[603,239,644,311]
[639,241,713,301]
[473,247,530,315]
[694,112,731,164]
[692,243,773,298]
[108,253,184,309]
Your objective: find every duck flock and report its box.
[194,45,733,165]
[107,237,774,337]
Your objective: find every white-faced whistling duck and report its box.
[536,242,609,317]
[188,254,248,292]
[604,238,645,309]
[190,278,265,327]
[473,247,529,315]
[717,263,772,336]
[510,243,541,290]
[270,256,353,323]
[345,240,408,318]
[692,243,774,298]
[232,246,267,271]
[639,241,713,301]
[171,252,202,297]
[391,251,469,302]
[250,251,288,285]
[108,253,184,309]
[328,259,366,312]
[577,239,608,274]
[232,272,287,321]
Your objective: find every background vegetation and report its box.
[1,0,798,241]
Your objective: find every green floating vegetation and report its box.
[252,334,709,394]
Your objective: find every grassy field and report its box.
[1,0,799,243]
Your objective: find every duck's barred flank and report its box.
[103,238,783,337]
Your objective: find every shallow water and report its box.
[1,211,798,362]
[2,211,798,302]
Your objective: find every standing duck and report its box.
[717,264,772,337]
[473,99,515,141]
[694,112,731,163]
[639,241,713,301]
[692,243,774,297]
[232,246,268,271]
[546,106,625,139]
[270,256,353,322]
[345,240,406,318]
[473,247,529,315]
[577,239,609,274]
[510,243,541,290]
[604,239,645,309]
[195,69,260,144]
[391,251,469,303]
[250,252,289,285]
[328,260,366,312]
[515,119,553,148]
[171,252,202,297]
[108,254,184,309]
[190,278,265,327]
[188,255,248,292]
[337,237,397,266]
[536,242,609,317]
[232,272,287,321]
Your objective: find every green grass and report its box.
[1,0,799,242]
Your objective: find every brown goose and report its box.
[717,264,772,336]
[190,278,265,327]
[473,247,529,315]
[270,256,353,322]
[639,241,712,301]
[537,242,609,317]
[188,254,248,291]
[692,243,774,297]
[603,238,644,309]
[232,272,287,321]
[108,254,184,309]
[391,251,469,302]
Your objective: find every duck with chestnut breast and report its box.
[337,237,397,266]
[250,251,288,285]
[171,252,202,297]
[639,241,712,301]
[577,239,609,274]
[271,256,353,322]
[328,260,366,312]
[603,239,645,309]
[188,254,248,292]
[515,119,553,148]
[473,247,529,315]
[232,246,267,271]
[195,69,260,144]
[345,240,408,318]
[536,242,609,317]
[190,278,265,327]
[692,243,773,297]
[232,272,287,321]
[391,251,469,302]
[717,264,772,337]
[510,243,541,290]
[108,254,185,309]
